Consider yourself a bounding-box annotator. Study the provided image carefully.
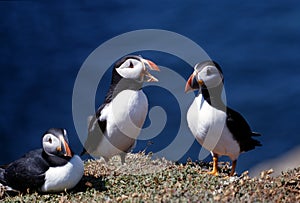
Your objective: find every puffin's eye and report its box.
[206,68,212,75]
[129,61,134,68]
[48,137,52,144]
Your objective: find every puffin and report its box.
[81,55,160,164]
[185,60,261,176]
[0,128,84,192]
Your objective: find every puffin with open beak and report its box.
[185,60,261,176]
[81,55,160,164]
[0,128,84,192]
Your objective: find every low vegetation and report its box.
[1,152,299,202]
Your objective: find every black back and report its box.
[1,149,48,191]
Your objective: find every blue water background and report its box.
[0,1,299,174]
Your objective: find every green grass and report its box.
[1,152,299,202]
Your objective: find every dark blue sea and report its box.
[0,1,299,176]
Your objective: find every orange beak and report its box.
[146,60,160,71]
[185,73,203,93]
[63,140,72,157]
[58,135,73,157]
[142,59,160,82]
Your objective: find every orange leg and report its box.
[229,160,237,176]
[208,154,219,176]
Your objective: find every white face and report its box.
[42,133,61,156]
[195,65,223,88]
[116,58,145,82]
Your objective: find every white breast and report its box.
[95,89,148,158]
[40,155,84,192]
[187,94,240,161]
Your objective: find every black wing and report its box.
[226,107,262,152]
[81,103,107,156]
[81,66,122,156]
[3,149,49,191]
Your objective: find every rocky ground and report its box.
[1,152,299,202]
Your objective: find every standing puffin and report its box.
[81,55,160,164]
[0,128,84,192]
[185,61,261,176]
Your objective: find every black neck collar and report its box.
[42,150,71,167]
[200,84,226,111]
[104,69,143,104]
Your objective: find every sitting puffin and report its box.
[0,128,84,192]
[81,55,160,164]
[185,60,261,176]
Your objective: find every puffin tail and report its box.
[250,132,262,147]
[251,132,261,137]
[240,132,262,152]
[251,137,262,147]
[248,131,261,147]
[80,148,87,156]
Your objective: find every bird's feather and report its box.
[3,149,48,191]
[226,107,262,152]
[81,103,107,156]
